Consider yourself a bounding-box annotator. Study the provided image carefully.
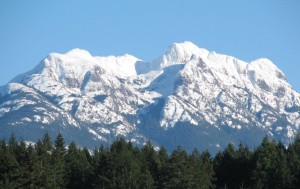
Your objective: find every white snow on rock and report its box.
[1,41,300,148]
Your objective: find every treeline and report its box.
[1,133,300,189]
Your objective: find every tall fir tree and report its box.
[287,134,300,188]
[213,143,238,189]
[141,141,160,187]
[35,132,56,188]
[109,138,141,189]
[0,139,20,188]
[51,132,67,189]
[164,146,192,188]
[157,146,169,189]
[251,136,291,189]
[65,141,92,189]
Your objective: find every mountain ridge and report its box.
[1,41,299,153]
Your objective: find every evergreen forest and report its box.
[1,132,300,189]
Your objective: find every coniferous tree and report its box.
[235,143,253,189]
[82,147,92,164]
[8,133,18,155]
[23,144,40,188]
[138,150,155,189]
[65,141,92,189]
[251,137,274,189]
[52,133,67,188]
[42,132,53,152]
[287,134,300,188]
[164,146,192,188]
[189,149,215,189]
[189,149,203,188]
[92,145,112,188]
[14,141,29,187]
[273,141,292,188]
[141,141,160,187]
[199,150,215,189]
[157,146,169,188]
[35,132,56,188]
[0,139,20,188]
[109,138,141,189]
[213,143,238,189]
[54,133,66,155]
[251,136,291,189]
[2,131,300,189]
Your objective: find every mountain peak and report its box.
[249,58,277,69]
[247,58,286,83]
[153,41,209,69]
[65,48,93,59]
[166,41,209,58]
[169,41,199,51]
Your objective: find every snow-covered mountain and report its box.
[1,42,299,153]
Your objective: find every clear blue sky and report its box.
[1,0,299,92]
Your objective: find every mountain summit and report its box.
[1,42,299,152]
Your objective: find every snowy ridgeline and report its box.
[0,41,300,152]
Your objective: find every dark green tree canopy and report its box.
[1,133,300,189]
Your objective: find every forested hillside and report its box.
[1,133,300,189]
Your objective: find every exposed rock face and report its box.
[1,42,299,153]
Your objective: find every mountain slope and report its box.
[1,41,299,153]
